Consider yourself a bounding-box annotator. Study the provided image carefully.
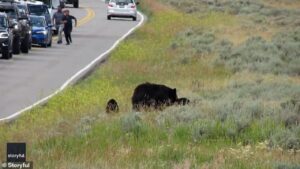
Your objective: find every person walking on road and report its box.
[62,9,77,45]
[52,6,65,44]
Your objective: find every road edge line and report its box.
[0,11,145,122]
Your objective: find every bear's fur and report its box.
[131,82,178,111]
[106,99,119,113]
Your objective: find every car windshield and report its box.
[0,9,17,19]
[51,0,60,9]
[30,17,46,27]
[17,5,27,16]
[0,16,8,28]
[28,5,48,16]
[39,0,60,9]
[111,0,133,4]
[39,0,51,7]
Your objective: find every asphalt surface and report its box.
[0,0,141,119]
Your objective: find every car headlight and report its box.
[14,24,19,30]
[0,32,9,39]
[36,30,48,35]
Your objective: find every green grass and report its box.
[0,0,300,168]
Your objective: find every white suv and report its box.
[107,0,139,21]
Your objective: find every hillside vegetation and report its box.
[0,0,300,168]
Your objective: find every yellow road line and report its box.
[53,7,95,41]
[77,8,96,26]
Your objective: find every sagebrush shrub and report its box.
[120,113,146,138]
[162,0,300,26]
[270,128,300,150]
[75,116,97,136]
[156,106,204,127]
[274,163,300,169]
[216,31,300,75]
[192,119,221,141]
[171,29,216,58]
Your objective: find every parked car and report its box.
[16,3,32,49]
[0,1,31,54]
[107,0,139,21]
[27,3,51,26]
[65,0,79,8]
[0,13,13,59]
[30,15,52,47]
[20,0,58,35]
[39,0,63,10]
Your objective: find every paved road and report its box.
[0,0,142,119]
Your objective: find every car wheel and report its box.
[29,39,32,50]
[41,43,47,48]
[21,34,30,53]
[107,16,111,20]
[13,36,21,55]
[133,16,137,21]
[2,47,11,59]
[73,0,79,8]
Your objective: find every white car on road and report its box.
[107,0,139,21]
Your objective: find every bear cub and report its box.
[175,97,190,106]
[106,99,119,113]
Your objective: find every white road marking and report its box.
[0,12,145,122]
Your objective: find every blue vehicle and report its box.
[30,15,52,47]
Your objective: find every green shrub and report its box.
[171,29,216,58]
[274,163,300,169]
[159,146,185,163]
[173,125,191,144]
[120,113,147,139]
[156,106,204,127]
[75,116,97,136]
[270,128,300,150]
[162,0,300,27]
[216,31,300,75]
[192,119,225,142]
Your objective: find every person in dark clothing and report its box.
[62,9,77,45]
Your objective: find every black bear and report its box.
[131,82,178,111]
[175,98,190,106]
[106,99,119,113]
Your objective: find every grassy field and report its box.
[1,0,300,168]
